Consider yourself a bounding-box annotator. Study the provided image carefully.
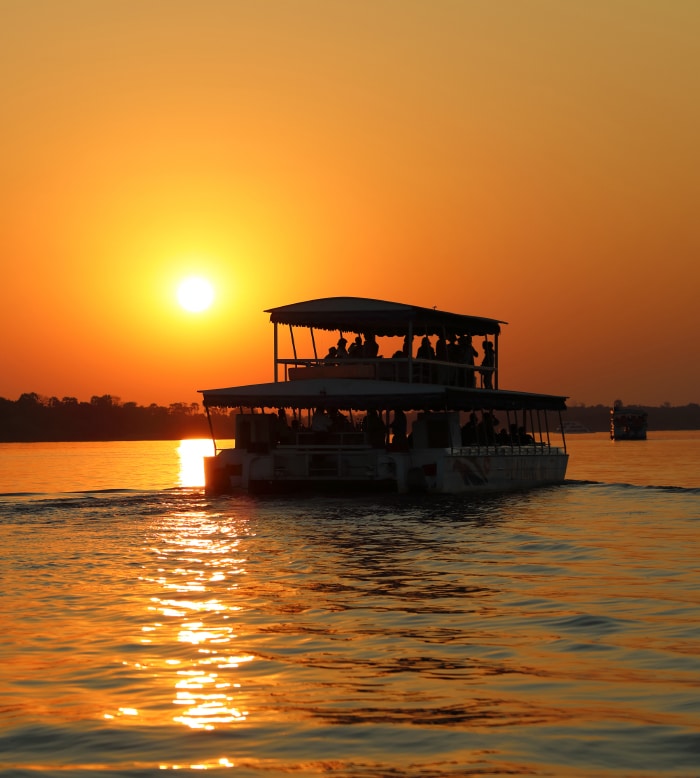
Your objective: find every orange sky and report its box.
[2,1,699,408]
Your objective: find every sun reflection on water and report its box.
[177,439,215,488]
[136,508,254,735]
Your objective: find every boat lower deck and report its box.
[205,441,568,496]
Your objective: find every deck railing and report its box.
[278,356,495,389]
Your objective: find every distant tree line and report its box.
[0,393,236,442]
[1,394,699,442]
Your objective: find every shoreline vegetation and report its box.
[1,393,699,443]
[0,393,234,442]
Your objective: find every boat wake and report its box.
[565,478,700,494]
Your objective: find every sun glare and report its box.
[177,276,215,313]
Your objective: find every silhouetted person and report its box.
[435,336,448,383]
[480,340,495,388]
[276,408,292,443]
[416,335,435,382]
[363,333,379,358]
[461,412,479,445]
[348,335,363,357]
[497,426,513,445]
[416,336,434,360]
[447,336,461,384]
[518,426,534,444]
[336,337,348,358]
[435,335,448,362]
[324,346,338,362]
[477,410,498,445]
[363,409,386,447]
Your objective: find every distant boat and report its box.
[199,296,569,495]
[610,401,648,440]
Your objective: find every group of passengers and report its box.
[274,405,400,449]
[324,333,378,362]
[415,334,496,389]
[461,412,535,447]
[311,406,354,435]
[273,407,353,445]
[323,332,495,388]
[412,334,475,387]
[275,407,534,450]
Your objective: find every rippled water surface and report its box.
[1,434,699,776]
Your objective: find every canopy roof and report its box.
[200,379,567,413]
[265,297,504,338]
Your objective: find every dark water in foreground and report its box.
[1,434,699,777]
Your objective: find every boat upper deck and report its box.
[266,296,506,389]
[200,297,568,413]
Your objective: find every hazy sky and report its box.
[2,1,699,407]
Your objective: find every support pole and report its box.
[494,331,499,389]
[558,410,567,453]
[205,406,217,454]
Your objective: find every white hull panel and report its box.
[205,445,568,495]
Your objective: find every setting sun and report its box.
[176,276,215,313]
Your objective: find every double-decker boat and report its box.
[200,297,569,495]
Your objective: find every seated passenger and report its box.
[336,337,348,358]
[518,426,535,444]
[497,427,512,445]
[461,412,479,445]
[416,336,435,360]
[477,410,499,445]
[348,335,364,357]
[324,346,338,362]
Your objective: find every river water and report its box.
[1,433,699,777]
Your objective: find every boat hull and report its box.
[611,429,647,441]
[204,445,568,496]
